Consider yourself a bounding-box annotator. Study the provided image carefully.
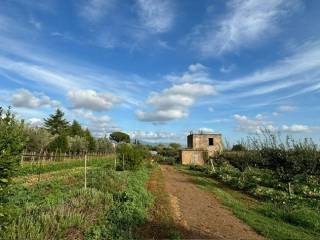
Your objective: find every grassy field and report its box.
[178,165,320,240]
[1,157,154,240]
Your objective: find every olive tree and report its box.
[67,136,89,153]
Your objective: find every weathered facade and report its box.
[180,133,223,165]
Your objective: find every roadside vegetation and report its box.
[0,107,155,239]
[185,131,320,239]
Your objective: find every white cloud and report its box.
[282,124,309,133]
[136,0,174,33]
[190,0,301,56]
[79,0,115,22]
[129,130,176,142]
[12,89,59,109]
[73,109,120,137]
[68,89,121,111]
[137,82,216,122]
[28,118,43,127]
[277,105,296,112]
[165,63,213,83]
[233,114,277,133]
[198,127,215,133]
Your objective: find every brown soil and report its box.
[160,165,263,240]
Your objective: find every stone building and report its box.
[180,132,223,165]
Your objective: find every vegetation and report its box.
[116,144,151,170]
[110,131,130,143]
[186,131,320,240]
[0,107,26,231]
[180,166,320,240]
[153,143,181,165]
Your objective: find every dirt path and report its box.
[161,165,263,240]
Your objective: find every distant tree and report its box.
[67,136,88,153]
[0,107,26,229]
[169,143,181,150]
[47,134,69,152]
[231,144,246,151]
[44,109,69,135]
[96,138,114,153]
[84,129,96,151]
[69,120,84,137]
[24,127,54,152]
[110,131,130,143]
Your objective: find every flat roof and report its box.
[188,133,222,136]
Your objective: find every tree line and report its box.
[25,109,116,154]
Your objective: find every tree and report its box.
[69,120,84,137]
[47,134,69,152]
[24,127,54,152]
[169,143,181,150]
[84,129,96,152]
[110,131,130,143]
[116,144,149,170]
[0,107,26,230]
[96,138,114,153]
[232,144,246,151]
[44,109,69,135]
[67,136,88,153]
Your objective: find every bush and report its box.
[0,107,26,230]
[231,144,246,151]
[116,144,150,170]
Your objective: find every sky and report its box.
[1,0,320,144]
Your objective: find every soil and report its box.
[160,165,263,240]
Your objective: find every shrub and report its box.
[231,144,246,151]
[0,107,26,230]
[116,144,150,170]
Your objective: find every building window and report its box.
[208,138,214,146]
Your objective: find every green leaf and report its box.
[0,178,8,183]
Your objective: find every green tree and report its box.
[116,144,149,170]
[44,109,69,135]
[67,136,88,153]
[47,135,69,152]
[110,131,130,143]
[0,107,26,230]
[169,143,181,150]
[69,120,84,137]
[84,129,96,151]
[24,127,54,152]
[96,137,114,153]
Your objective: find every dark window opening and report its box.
[208,138,214,146]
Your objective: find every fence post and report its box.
[21,150,24,164]
[122,153,124,170]
[84,153,87,190]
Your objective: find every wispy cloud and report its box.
[78,0,115,22]
[189,0,301,57]
[136,0,174,33]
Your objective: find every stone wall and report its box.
[180,150,205,165]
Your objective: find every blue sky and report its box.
[1,0,320,144]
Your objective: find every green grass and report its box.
[2,156,154,240]
[17,156,114,176]
[178,166,320,240]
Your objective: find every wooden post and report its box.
[114,156,117,169]
[210,158,215,173]
[84,154,87,189]
[21,150,24,164]
[122,153,124,170]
